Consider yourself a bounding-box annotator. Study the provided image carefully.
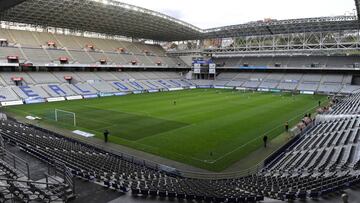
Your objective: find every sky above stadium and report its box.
[119,0,356,29]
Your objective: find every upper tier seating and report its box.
[190,73,353,94]
[0,28,185,68]
[215,56,360,68]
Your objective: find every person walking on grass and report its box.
[263,135,268,148]
[285,122,289,132]
[104,129,109,143]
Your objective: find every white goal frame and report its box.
[54,109,76,126]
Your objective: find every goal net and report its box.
[54,109,76,126]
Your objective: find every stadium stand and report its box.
[326,93,360,115]
[0,90,360,202]
[41,84,79,97]
[0,135,74,202]
[0,87,19,102]
[0,28,184,67]
[0,0,359,202]
[214,56,360,68]
[0,71,358,108]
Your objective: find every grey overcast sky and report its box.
[119,0,356,29]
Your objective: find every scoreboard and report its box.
[193,63,216,74]
[194,63,201,74]
[209,63,216,74]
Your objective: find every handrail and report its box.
[1,148,31,179]
[0,177,66,187]
[0,177,66,202]
[54,161,75,194]
[0,139,73,201]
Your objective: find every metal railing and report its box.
[0,145,73,202]
[1,149,31,179]
[44,159,75,196]
[0,177,67,202]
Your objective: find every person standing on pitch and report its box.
[285,122,289,132]
[263,135,268,148]
[104,130,109,143]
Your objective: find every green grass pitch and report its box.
[5,89,326,171]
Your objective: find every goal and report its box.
[54,109,76,126]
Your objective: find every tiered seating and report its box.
[104,52,127,64]
[0,119,264,202]
[0,28,185,67]
[0,71,191,103]
[226,73,250,87]
[90,82,118,93]
[242,73,267,88]
[297,74,321,92]
[213,80,229,86]
[0,150,71,202]
[75,72,102,82]
[268,117,360,173]
[328,93,360,115]
[277,74,302,91]
[214,56,360,68]
[52,72,83,83]
[22,47,50,64]
[0,87,20,102]
[68,83,98,95]
[96,72,119,81]
[68,50,93,64]
[28,72,61,84]
[0,72,36,85]
[1,89,360,202]
[12,86,49,100]
[41,84,78,97]
[0,47,24,63]
[318,75,344,93]
[258,74,283,89]
[192,80,213,86]
[207,72,355,93]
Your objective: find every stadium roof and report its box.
[0,0,202,41]
[0,0,359,41]
[202,16,359,39]
[356,0,360,20]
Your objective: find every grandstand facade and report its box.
[0,0,359,202]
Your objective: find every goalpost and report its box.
[54,109,76,126]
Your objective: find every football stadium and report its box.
[0,0,359,202]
